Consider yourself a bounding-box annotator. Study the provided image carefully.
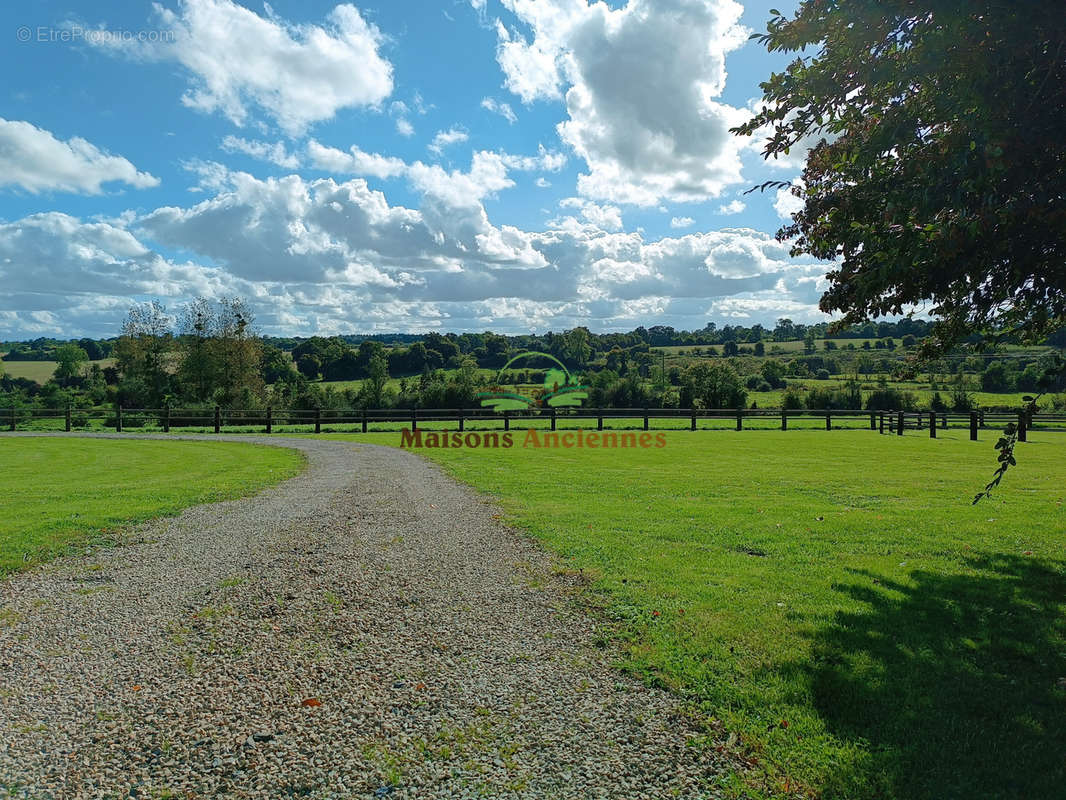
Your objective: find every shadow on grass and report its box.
[807,553,1066,800]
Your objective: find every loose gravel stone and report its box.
[0,433,741,798]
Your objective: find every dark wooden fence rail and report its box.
[3,405,1066,440]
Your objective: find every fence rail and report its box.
[2,405,1065,440]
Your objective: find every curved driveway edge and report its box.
[0,434,738,798]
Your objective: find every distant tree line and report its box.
[2,304,1064,415]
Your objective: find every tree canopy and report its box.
[735,1,1066,352]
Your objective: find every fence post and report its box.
[214,406,221,434]
[929,411,936,438]
[896,411,904,436]
[643,408,649,431]
[265,406,272,434]
[825,413,832,431]
[691,407,697,431]
[65,404,71,432]
[315,408,321,434]
[362,408,368,434]
[164,405,171,434]
[550,408,557,431]
[1018,411,1027,442]
[970,411,978,441]
[116,406,123,433]
[870,413,876,430]
[781,411,787,431]
[736,410,743,432]
[879,413,885,434]
[941,413,947,429]
[411,409,418,432]
[504,413,510,432]
[979,410,985,428]
[597,411,603,431]
[458,408,464,432]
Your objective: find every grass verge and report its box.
[0,437,304,575]
[331,428,1066,800]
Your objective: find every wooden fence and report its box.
[3,405,1065,441]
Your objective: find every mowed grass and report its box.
[341,428,1066,799]
[0,438,304,575]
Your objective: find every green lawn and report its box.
[334,428,1066,799]
[0,437,304,575]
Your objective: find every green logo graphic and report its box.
[476,351,589,411]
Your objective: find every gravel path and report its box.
[0,434,738,799]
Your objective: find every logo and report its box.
[475,351,588,411]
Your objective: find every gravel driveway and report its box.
[0,434,737,799]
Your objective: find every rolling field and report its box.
[0,437,303,575]
[334,428,1066,799]
[653,338,885,355]
[0,359,114,383]
[745,380,1040,410]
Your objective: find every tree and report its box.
[177,297,217,402]
[77,338,104,360]
[53,344,89,383]
[680,362,747,409]
[321,350,360,381]
[803,330,816,355]
[561,326,593,367]
[114,301,173,406]
[773,318,796,342]
[296,354,321,380]
[980,361,1015,392]
[359,351,390,408]
[735,2,1066,351]
[261,344,297,384]
[175,297,264,406]
[754,341,766,356]
[760,359,788,389]
[723,340,739,357]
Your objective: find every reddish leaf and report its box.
[301,697,322,707]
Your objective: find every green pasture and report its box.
[0,437,303,575]
[0,358,114,383]
[334,428,1066,800]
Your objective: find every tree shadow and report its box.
[804,553,1066,799]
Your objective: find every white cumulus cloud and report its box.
[220,136,301,169]
[0,118,159,195]
[481,96,518,123]
[774,185,804,220]
[492,0,751,206]
[89,0,393,135]
[428,127,470,156]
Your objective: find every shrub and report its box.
[781,388,805,410]
[807,381,862,409]
[981,362,1016,392]
[866,387,919,411]
[815,369,830,380]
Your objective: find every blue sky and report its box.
[1,0,826,338]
